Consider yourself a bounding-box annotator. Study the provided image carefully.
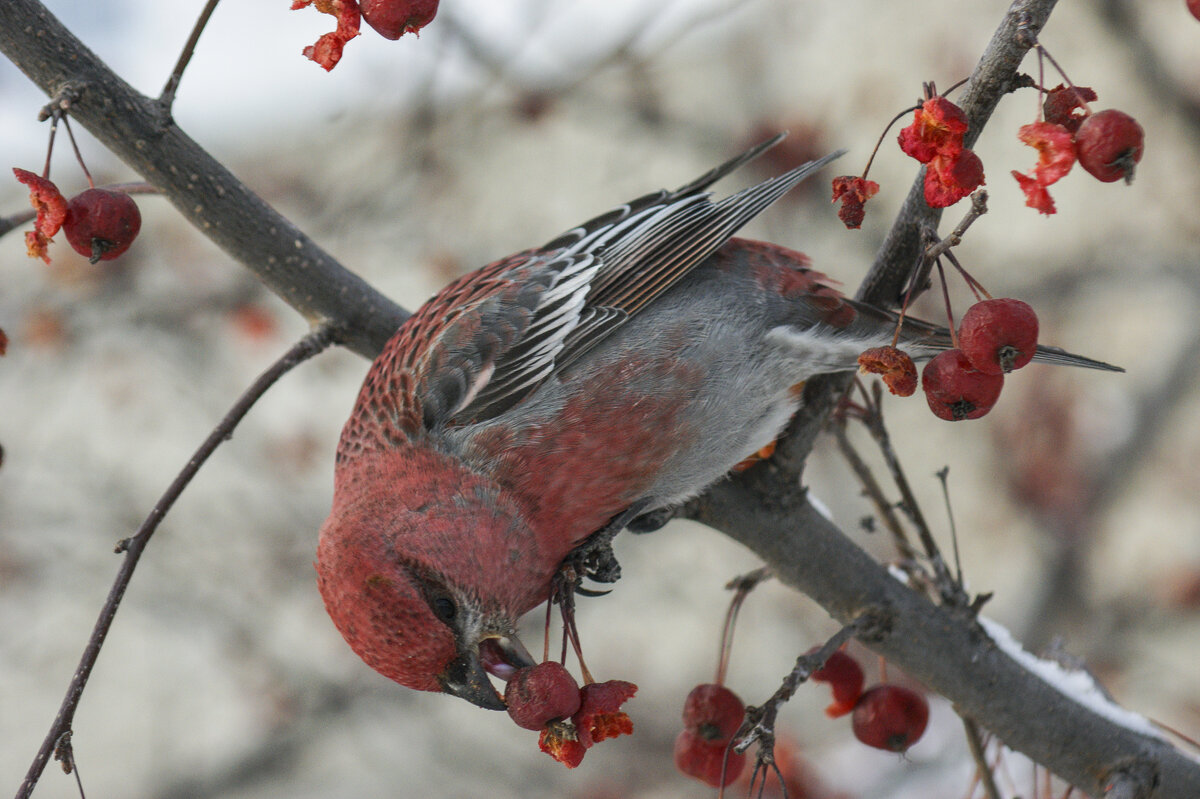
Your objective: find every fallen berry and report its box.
[682,683,745,742]
[674,729,746,787]
[62,189,141,263]
[958,299,1039,374]
[921,350,1004,421]
[504,662,581,731]
[810,650,865,718]
[852,684,929,752]
[1075,109,1145,184]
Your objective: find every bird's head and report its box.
[317,445,545,709]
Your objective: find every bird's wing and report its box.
[338,138,841,457]
[452,142,844,424]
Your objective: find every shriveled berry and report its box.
[921,350,1004,421]
[851,685,929,752]
[682,683,745,742]
[810,650,865,718]
[958,299,1039,375]
[1075,109,1144,184]
[1043,84,1097,134]
[62,189,141,263]
[673,729,746,787]
[361,0,438,39]
[504,662,581,731]
[858,346,918,397]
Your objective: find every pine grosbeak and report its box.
[317,137,1114,709]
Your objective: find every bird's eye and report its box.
[431,595,457,623]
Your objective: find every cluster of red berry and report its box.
[860,297,1040,421]
[14,169,141,266]
[502,660,636,768]
[291,0,438,70]
[1013,86,1143,215]
[812,650,930,753]
[831,35,1147,226]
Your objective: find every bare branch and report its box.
[0,0,406,359]
[15,324,338,799]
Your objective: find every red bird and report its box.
[317,137,1115,709]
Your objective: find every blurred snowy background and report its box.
[2,1,1200,797]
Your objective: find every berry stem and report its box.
[1034,44,1094,116]
[61,116,94,189]
[862,104,922,179]
[557,591,594,684]
[936,259,959,348]
[40,113,57,180]
[1017,15,1095,119]
[716,568,769,685]
[543,596,552,664]
[943,249,992,301]
[940,76,972,98]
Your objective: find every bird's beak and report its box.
[438,630,536,711]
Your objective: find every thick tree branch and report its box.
[694,493,1200,798]
[0,0,406,359]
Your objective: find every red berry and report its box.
[810,650,865,718]
[673,729,746,787]
[958,299,1039,375]
[1075,109,1144,184]
[62,189,141,263]
[504,662,581,731]
[851,685,930,752]
[361,0,438,40]
[921,350,1004,421]
[1189,0,1200,24]
[682,683,745,742]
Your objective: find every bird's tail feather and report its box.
[850,299,1124,373]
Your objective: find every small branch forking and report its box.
[16,322,340,799]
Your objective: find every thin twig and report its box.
[923,190,989,264]
[963,716,1003,799]
[735,617,869,755]
[159,0,222,113]
[60,116,93,189]
[831,415,918,560]
[15,322,340,799]
[855,382,967,607]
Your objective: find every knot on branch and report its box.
[1101,758,1160,799]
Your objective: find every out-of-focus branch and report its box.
[0,0,406,359]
